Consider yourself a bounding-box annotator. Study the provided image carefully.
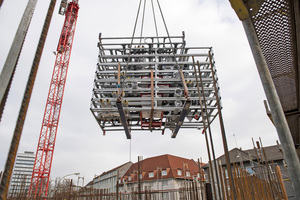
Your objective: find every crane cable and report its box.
[151,0,159,43]
[118,0,179,98]
[156,0,179,69]
[139,0,147,44]
[118,0,143,99]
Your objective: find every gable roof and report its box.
[122,154,206,182]
[244,144,283,161]
[99,161,133,177]
[203,144,283,167]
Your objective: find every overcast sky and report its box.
[0,0,279,185]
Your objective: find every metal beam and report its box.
[242,16,300,200]
[0,0,37,121]
[171,100,191,138]
[116,100,131,139]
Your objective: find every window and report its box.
[148,182,154,188]
[128,176,132,181]
[161,170,167,176]
[177,170,182,176]
[246,167,254,175]
[163,192,169,200]
[186,171,190,177]
[224,169,228,178]
[149,172,154,178]
[162,180,168,187]
[139,174,143,179]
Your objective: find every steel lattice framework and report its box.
[28,1,79,198]
[91,33,221,138]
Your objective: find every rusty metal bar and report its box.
[192,57,216,199]
[197,60,222,200]
[218,161,226,200]
[222,166,230,200]
[198,158,204,200]
[208,50,237,200]
[275,165,288,200]
[0,0,56,199]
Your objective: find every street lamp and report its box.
[59,172,80,184]
[58,172,80,193]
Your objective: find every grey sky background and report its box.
[0,0,278,184]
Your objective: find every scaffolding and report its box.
[90,32,220,138]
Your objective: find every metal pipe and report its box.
[208,51,237,200]
[242,17,300,199]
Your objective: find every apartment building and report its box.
[9,151,35,197]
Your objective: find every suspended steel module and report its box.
[90,32,221,139]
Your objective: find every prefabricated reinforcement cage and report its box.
[90,32,221,139]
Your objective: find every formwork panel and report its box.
[90,33,221,137]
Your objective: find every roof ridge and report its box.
[101,161,132,175]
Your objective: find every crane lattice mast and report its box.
[28,0,79,197]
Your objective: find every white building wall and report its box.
[9,151,35,197]
[93,162,132,193]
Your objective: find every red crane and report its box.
[28,0,79,197]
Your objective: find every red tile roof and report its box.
[121,154,206,183]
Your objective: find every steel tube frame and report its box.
[92,35,220,137]
[242,17,300,199]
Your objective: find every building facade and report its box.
[91,154,206,199]
[203,144,296,200]
[93,161,132,193]
[119,154,205,199]
[8,151,35,198]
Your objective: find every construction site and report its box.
[0,0,299,199]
